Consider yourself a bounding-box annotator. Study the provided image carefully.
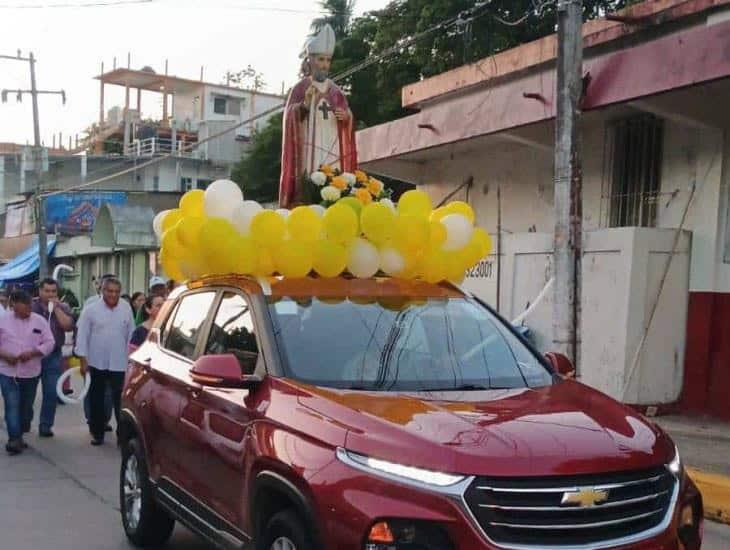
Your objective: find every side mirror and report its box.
[190,354,262,389]
[545,352,576,379]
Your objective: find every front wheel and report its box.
[120,438,175,547]
[259,509,313,550]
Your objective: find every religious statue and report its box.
[279,24,358,208]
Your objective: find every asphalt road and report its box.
[0,397,728,549]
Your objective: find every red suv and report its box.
[119,275,703,550]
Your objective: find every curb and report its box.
[686,467,730,525]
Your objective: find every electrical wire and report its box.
[0,0,153,7]
[27,0,553,198]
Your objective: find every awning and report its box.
[92,203,157,248]
[0,239,56,284]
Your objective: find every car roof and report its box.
[175,274,466,300]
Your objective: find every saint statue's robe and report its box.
[279,77,357,208]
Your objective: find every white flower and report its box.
[341,172,357,186]
[380,198,396,212]
[310,171,328,186]
[321,185,341,202]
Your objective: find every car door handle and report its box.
[188,387,200,399]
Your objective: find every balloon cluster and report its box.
[154,180,492,284]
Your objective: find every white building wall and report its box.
[172,84,204,130]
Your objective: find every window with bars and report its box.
[602,114,664,228]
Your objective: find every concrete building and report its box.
[357,0,730,420]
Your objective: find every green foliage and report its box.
[335,0,628,126]
[234,0,628,200]
[311,0,357,36]
[230,113,283,203]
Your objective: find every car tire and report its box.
[120,438,175,548]
[259,509,313,550]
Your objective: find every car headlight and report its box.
[336,447,465,487]
[668,444,682,476]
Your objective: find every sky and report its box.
[0,0,389,147]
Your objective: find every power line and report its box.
[0,0,153,8]
[37,0,553,198]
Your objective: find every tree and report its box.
[311,0,357,36]
[230,113,283,203]
[224,65,266,92]
[233,0,629,202]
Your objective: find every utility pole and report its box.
[1,51,66,280]
[552,0,583,369]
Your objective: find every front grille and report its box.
[463,466,676,547]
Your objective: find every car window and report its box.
[164,291,217,360]
[205,292,259,373]
[268,296,552,391]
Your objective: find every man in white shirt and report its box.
[76,277,135,446]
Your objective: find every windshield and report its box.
[268,295,553,392]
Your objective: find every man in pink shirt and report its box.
[0,290,55,454]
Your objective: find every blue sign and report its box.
[44,192,127,234]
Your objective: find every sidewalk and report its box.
[653,414,730,524]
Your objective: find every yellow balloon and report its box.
[162,209,183,233]
[323,204,359,244]
[338,196,363,217]
[274,240,313,278]
[472,227,492,257]
[177,216,205,248]
[250,210,287,245]
[161,225,185,259]
[254,247,276,276]
[420,249,448,284]
[200,218,238,249]
[429,220,447,248]
[233,237,258,274]
[392,214,430,254]
[160,250,184,281]
[199,218,239,274]
[444,251,468,282]
[287,206,323,242]
[398,190,432,219]
[178,250,205,281]
[313,240,347,278]
[179,189,205,218]
[429,206,450,223]
[361,202,395,245]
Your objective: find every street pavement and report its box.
[0,397,729,549]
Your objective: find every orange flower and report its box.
[331,176,348,190]
[355,170,368,183]
[354,188,373,205]
[320,164,334,176]
[367,178,384,196]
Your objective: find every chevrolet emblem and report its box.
[561,488,609,507]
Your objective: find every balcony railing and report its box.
[128,137,199,159]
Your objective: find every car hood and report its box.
[295,379,674,477]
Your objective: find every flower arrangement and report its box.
[307,165,393,208]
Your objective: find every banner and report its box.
[44,192,127,234]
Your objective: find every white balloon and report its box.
[379,246,406,276]
[347,238,380,279]
[204,179,244,221]
[152,209,171,240]
[275,208,291,219]
[309,204,326,217]
[232,200,263,236]
[379,198,396,212]
[441,214,474,251]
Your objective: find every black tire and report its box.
[259,509,314,550]
[120,438,175,548]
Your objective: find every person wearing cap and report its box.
[0,290,55,454]
[134,276,167,326]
